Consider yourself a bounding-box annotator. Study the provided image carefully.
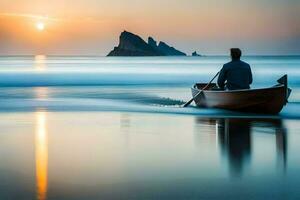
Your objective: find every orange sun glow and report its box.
[36,22,45,31]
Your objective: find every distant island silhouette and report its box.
[192,51,201,56]
[107,31,188,56]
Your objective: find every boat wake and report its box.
[1,95,299,119]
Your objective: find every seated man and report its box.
[217,48,253,90]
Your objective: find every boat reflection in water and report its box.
[196,118,287,177]
[217,119,251,177]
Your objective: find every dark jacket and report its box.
[217,59,252,90]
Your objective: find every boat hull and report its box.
[191,85,287,114]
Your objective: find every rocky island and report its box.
[107,31,186,56]
[192,51,201,56]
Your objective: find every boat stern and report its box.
[277,74,292,104]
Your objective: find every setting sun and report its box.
[36,22,45,31]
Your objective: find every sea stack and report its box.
[107,31,186,56]
[192,51,201,56]
[148,37,157,49]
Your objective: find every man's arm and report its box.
[217,66,226,89]
[249,66,253,84]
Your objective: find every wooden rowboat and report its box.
[191,75,291,114]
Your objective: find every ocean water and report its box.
[0,56,300,200]
[0,55,300,117]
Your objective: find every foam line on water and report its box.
[0,98,299,119]
[0,72,299,87]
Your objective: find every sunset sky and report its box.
[0,0,299,55]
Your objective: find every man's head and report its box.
[230,48,242,60]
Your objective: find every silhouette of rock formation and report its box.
[192,51,201,56]
[107,31,186,56]
[148,37,157,49]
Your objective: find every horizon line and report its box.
[0,54,300,57]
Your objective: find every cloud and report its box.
[0,12,57,21]
[0,12,112,24]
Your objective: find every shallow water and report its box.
[0,56,300,199]
[1,112,300,200]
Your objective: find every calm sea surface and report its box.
[0,56,300,199]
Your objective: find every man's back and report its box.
[217,60,252,90]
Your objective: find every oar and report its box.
[182,71,220,107]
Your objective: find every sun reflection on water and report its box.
[35,111,48,200]
[34,55,47,71]
[34,87,49,99]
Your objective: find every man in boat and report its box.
[217,48,253,90]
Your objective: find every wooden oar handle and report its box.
[194,71,220,98]
[182,71,220,107]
